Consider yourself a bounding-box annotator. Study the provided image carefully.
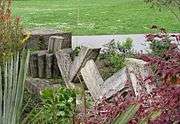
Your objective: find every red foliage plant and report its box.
[139,50,180,84]
[141,29,180,84]
[77,85,180,124]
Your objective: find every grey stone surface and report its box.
[48,36,71,53]
[81,60,127,100]
[29,51,62,79]
[81,58,156,101]
[55,49,73,85]
[38,50,47,78]
[126,58,155,96]
[26,78,61,95]
[52,54,61,78]
[81,60,104,100]
[24,28,72,50]
[29,51,39,77]
[72,33,179,52]
[72,34,149,53]
[46,53,54,79]
[102,67,128,99]
[69,46,100,83]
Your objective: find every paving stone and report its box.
[69,46,100,83]
[55,49,73,86]
[26,78,61,95]
[81,60,104,100]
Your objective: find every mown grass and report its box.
[13,0,180,35]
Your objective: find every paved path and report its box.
[72,34,149,52]
[27,29,179,52]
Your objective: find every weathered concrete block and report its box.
[52,54,61,78]
[24,29,72,50]
[26,78,50,95]
[26,78,61,95]
[102,67,128,99]
[48,36,71,53]
[46,53,54,79]
[126,58,155,96]
[38,50,47,78]
[80,58,156,101]
[81,60,104,100]
[69,46,101,83]
[81,59,128,100]
[29,51,39,77]
[55,46,100,86]
[29,50,62,79]
[55,49,73,85]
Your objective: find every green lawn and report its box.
[13,0,180,35]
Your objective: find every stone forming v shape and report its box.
[81,60,129,101]
[55,46,100,87]
[56,46,154,101]
[81,58,155,101]
[55,46,129,100]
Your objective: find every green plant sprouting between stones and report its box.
[101,38,133,73]
[27,87,76,124]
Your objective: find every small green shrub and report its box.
[29,87,76,124]
[101,38,133,73]
[149,40,171,57]
[71,47,81,61]
[117,37,133,54]
[146,27,173,57]
[108,52,126,72]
